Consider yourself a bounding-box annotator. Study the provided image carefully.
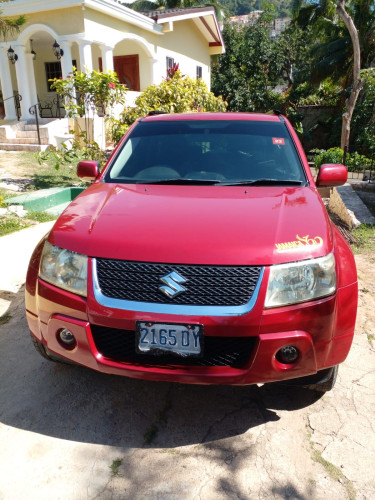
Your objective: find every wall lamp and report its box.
[52,40,64,60]
[7,46,18,64]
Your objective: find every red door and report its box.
[99,55,140,91]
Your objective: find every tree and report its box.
[336,0,361,152]
[0,0,26,40]
[211,14,312,115]
[211,21,280,112]
[292,0,375,152]
[274,22,312,86]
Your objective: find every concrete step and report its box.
[0,143,49,152]
[0,137,49,145]
[23,124,38,131]
[18,127,49,138]
[16,130,41,139]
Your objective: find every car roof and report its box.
[140,112,283,123]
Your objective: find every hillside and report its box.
[221,0,292,17]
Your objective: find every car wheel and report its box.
[30,333,71,364]
[304,365,338,393]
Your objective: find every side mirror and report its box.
[316,163,348,187]
[77,160,101,181]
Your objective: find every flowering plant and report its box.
[50,69,127,117]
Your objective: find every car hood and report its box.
[50,182,333,266]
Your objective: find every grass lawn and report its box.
[0,187,56,237]
[0,150,87,237]
[352,224,375,254]
[0,150,86,189]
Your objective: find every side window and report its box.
[45,62,62,91]
[45,59,77,91]
[196,66,202,80]
[166,56,174,76]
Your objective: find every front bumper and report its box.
[26,272,357,385]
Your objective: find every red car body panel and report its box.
[25,113,358,386]
[49,184,333,266]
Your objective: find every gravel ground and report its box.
[0,225,374,500]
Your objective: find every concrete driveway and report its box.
[0,223,374,499]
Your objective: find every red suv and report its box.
[26,112,357,392]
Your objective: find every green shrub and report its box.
[312,148,373,172]
[296,80,341,107]
[110,70,227,144]
[312,148,344,168]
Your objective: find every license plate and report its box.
[136,322,203,357]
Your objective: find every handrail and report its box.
[0,94,22,120]
[29,104,41,145]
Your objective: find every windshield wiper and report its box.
[219,179,305,186]
[136,178,222,185]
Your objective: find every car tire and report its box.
[304,365,338,393]
[30,333,71,364]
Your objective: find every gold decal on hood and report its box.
[275,235,323,252]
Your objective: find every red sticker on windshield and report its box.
[273,138,285,145]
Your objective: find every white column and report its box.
[0,44,18,120]
[78,41,93,73]
[58,40,76,114]
[150,57,160,85]
[100,45,114,72]
[59,40,74,77]
[25,53,38,109]
[14,45,33,120]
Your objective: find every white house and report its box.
[0,0,224,124]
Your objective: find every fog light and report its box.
[59,328,76,347]
[276,345,300,364]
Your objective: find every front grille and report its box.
[95,259,262,306]
[91,325,256,368]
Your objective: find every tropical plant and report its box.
[0,0,26,40]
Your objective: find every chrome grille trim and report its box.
[92,259,264,317]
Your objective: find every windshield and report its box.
[106,119,307,186]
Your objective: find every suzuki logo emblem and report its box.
[159,271,187,298]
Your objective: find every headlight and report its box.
[265,253,336,308]
[39,241,87,297]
